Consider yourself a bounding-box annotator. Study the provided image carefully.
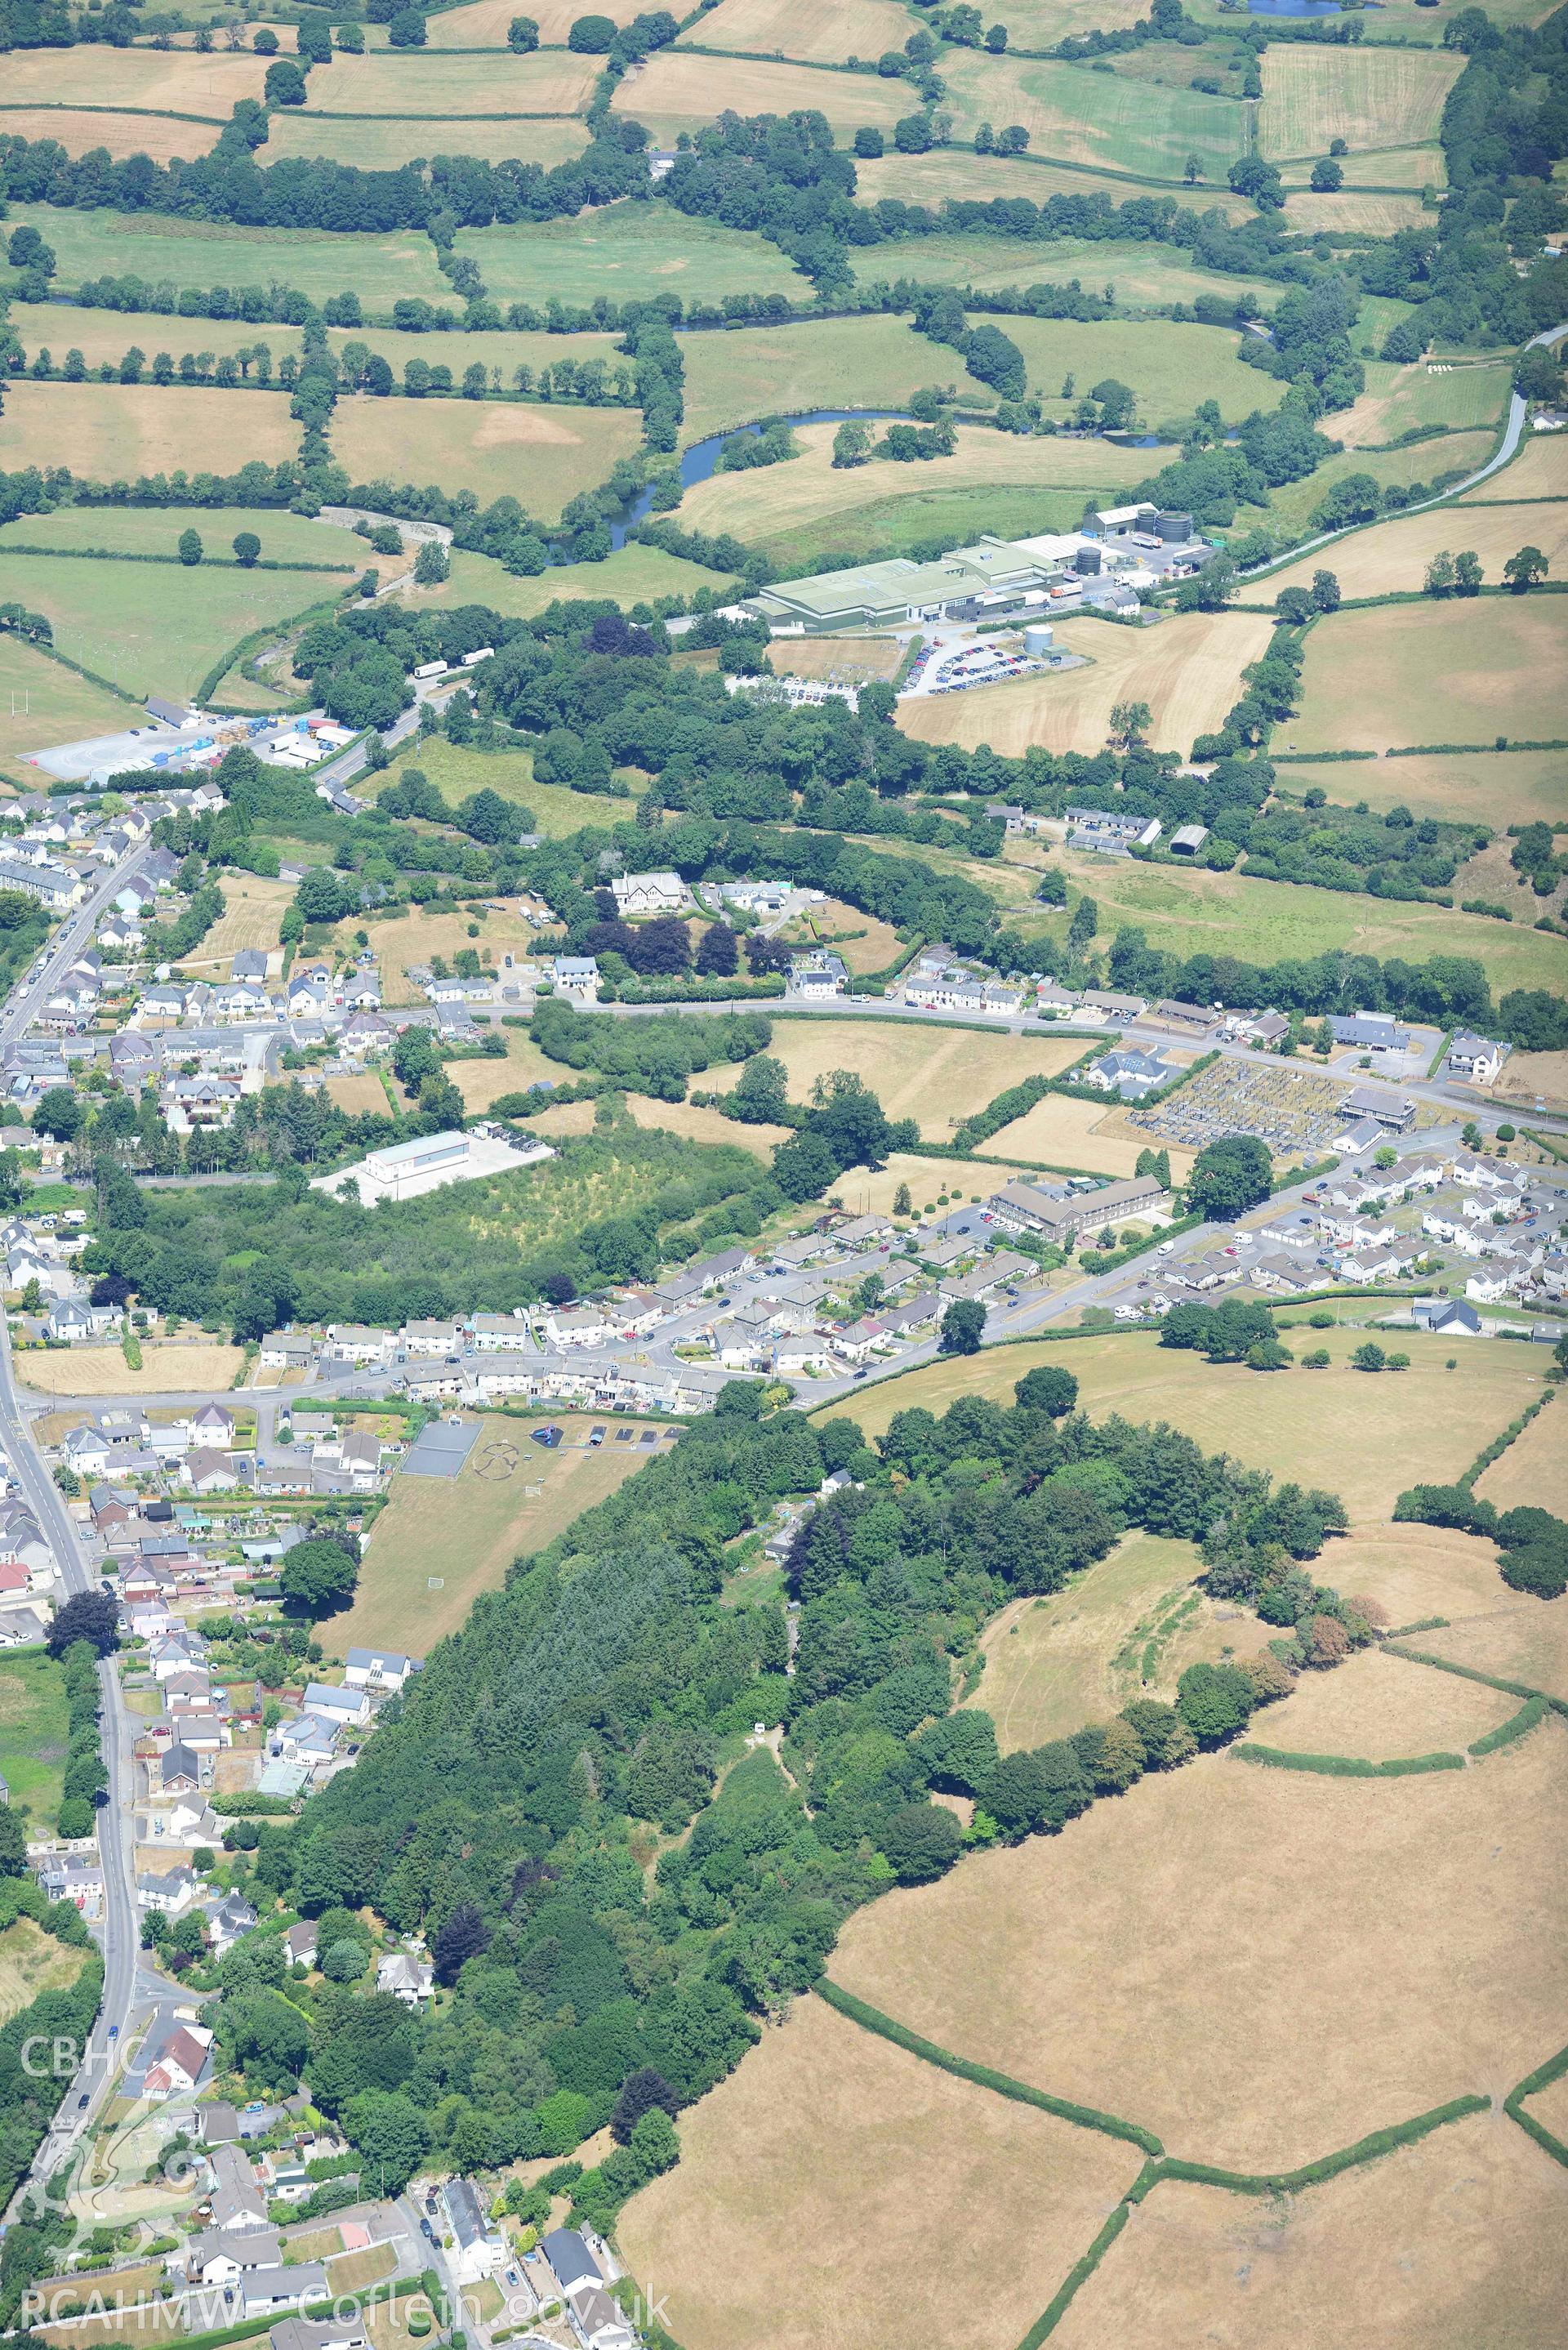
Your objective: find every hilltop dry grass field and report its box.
[1258,43,1463,158]
[617,1988,1146,2350]
[1299,1523,1534,1628]
[964,1532,1276,1750]
[0,381,296,480]
[1477,1403,1568,1517]
[900,611,1274,758]
[1250,1645,1518,1758]
[831,1712,1568,2172]
[1051,2112,1568,2350]
[1265,503,1568,602]
[835,1329,1545,1523]
[329,395,642,518]
[1411,1608,1568,1706]
[1288,599,1568,753]
[0,107,221,161]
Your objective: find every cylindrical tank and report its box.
[1156,511,1193,543]
[1022,623,1054,656]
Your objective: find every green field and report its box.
[1338,359,1512,450]
[0,503,359,569]
[372,736,634,832]
[6,301,307,374]
[4,203,451,309]
[457,201,808,309]
[0,551,344,704]
[1279,750,1568,830]
[0,1651,70,1825]
[0,636,137,783]
[677,315,995,444]
[417,540,738,618]
[1001,317,1285,428]
[735,484,1106,573]
[850,234,1270,314]
[853,147,1255,220]
[265,114,590,170]
[938,51,1250,183]
[1260,430,1494,537]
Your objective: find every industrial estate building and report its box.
[746,511,1212,635]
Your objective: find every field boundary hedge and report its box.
[1232,1742,1463,1776]
[1457,1388,1553,1491]
[1466,1695,1548,1756]
[1504,2042,1568,2170]
[814,1978,1165,2155]
[1384,1645,1568,1721]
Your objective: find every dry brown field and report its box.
[323,1413,655,1658]
[330,395,641,520]
[1281,190,1430,234]
[1305,1522,1526,1627]
[769,897,902,974]
[353,903,550,1002]
[899,612,1274,759]
[0,109,221,161]
[1289,596,1568,754]
[625,1099,791,1157]
[674,0,915,61]
[1459,431,1568,500]
[0,381,296,482]
[1250,1644,1518,1758]
[768,635,902,684]
[1258,43,1463,158]
[987,1089,1198,1180]
[448,1029,559,1111]
[1476,1400,1568,1513]
[767,1018,1085,1139]
[15,1343,243,1396]
[189,877,294,967]
[1332,141,1446,186]
[0,49,269,109]
[1265,501,1568,601]
[1276,749,1566,828]
[1411,1608,1568,1705]
[611,50,911,140]
[964,1532,1276,1750]
[528,1099,596,1139]
[303,52,598,113]
[853,147,1253,220]
[1052,2111,1568,2350]
[416,0,646,38]
[679,420,1149,546]
[617,1989,1145,2350]
[835,1330,1545,1523]
[831,1715,1568,2171]
[0,1920,88,2027]
[1490,1047,1568,1111]
[1522,2070,1568,2151]
[324,1072,392,1117]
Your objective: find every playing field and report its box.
[1288,598,1568,754]
[617,1988,1145,2350]
[900,609,1274,759]
[677,315,993,443]
[1278,748,1567,829]
[1413,1608,1568,1707]
[0,500,354,569]
[457,198,806,308]
[675,0,914,62]
[678,421,1152,556]
[0,637,133,778]
[1051,2112,1568,2350]
[965,1532,1280,1750]
[0,380,295,484]
[3,203,452,309]
[1258,44,1463,160]
[303,50,597,114]
[836,1329,1545,1523]
[987,1089,1197,1180]
[265,114,589,168]
[612,51,911,140]
[0,107,221,161]
[1251,1643,1519,1759]
[322,1414,654,1659]
[853,147,1254,220]
[0,550,338,705]
[0,1652,70,1824]
[831,1711,1567,2171]
[330,395,642,519]
[0,46,268,109]
[1329,361,1510,451]
[0,1920,89,2027]
[938,51,1250,182]
[14,1341,244,1395]
[765,1018,1086,1139]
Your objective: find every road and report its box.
[0,841,153,1055]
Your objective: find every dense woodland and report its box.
[203,1378,1362,2223]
